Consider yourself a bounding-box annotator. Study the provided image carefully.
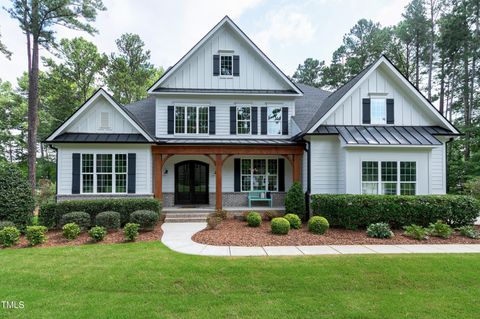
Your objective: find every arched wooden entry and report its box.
[174,160,209,205]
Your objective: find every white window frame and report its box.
[267,106,282,135]
[80,153,128,194]
[236,106,251,135]
[361,160,417,195]
[219,54,233,77]
[370,98,387,125]
[174,105,209,135]
[240,158,279,192]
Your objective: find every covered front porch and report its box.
[152,144,304,210]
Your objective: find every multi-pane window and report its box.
[267,106,282,135]
[240,159,278,192]
[81,154,127,194]
[175,106,208,134]
[362,161,417,195]
[237,106,251,134]
[371,98,386,124]
[220,55,233,76]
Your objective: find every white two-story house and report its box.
[45,16,460,211]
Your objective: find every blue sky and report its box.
[0,0,409,85]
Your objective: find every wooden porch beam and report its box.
[152,144,304,155]
[215,154,223,210]
[292,154,302,182]
[153,154,163,200]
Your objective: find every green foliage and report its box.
[88,226,107,242]
[271,217,290,235]
[308,216,329,235]
[292,58,325,87]
[311,194,480,229]
[0,221,16,230]
[246,212,261,227]
[39,198,161,229]
[60,212,91,230]
[284,182,306,219]
[130,210,159,231]
[123,223,140,242]
[62,223,81,241]
[95,211,121,230]
[284,213,301,229]
[403,225,428,240]
[366,223,394,239]
[457,226,480,239]
[0,166,34,230]
[25,226,48,246]
[427,220,453,239]
[0,226,20,247]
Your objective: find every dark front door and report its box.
[175,161,209,205]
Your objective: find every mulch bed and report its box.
[1,223,163,249]
[192,219,480,246]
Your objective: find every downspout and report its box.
[48,144,59,203]
[445,138,454,193]
[304,140,311,218]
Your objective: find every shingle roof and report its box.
[123,97,156,137]
[291,83,331,132]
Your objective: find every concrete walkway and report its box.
[161,223,480,256]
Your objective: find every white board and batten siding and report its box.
[66,95,138,134]
[56,144,152,195]
[322,65,437,126]
[309,136,345,194]
[161,24,291,91]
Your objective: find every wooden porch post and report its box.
[154,153,163,200]
[292,154,302,183]
[215,154,223,210]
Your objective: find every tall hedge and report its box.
[0,166,35,230]
[311,194,480,229]
[39,198,161,229]
[284,182,306,219]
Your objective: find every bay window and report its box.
[81,153,127,194]
[241,159,278,192]
[175,106,208,134]
[362,161,416,195]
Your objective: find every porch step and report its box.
[164,211,213,223]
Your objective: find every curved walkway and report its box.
[161,223,480,256]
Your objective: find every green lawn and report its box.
[0,242,479,318]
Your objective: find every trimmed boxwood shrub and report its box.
[0,221,15,230]
[0,226,21,247]
[0,166,35,230]
[311,194,480,229]
[308,216,329,234]
[285,182,306,219]
[130,210,159,231]
[60,212,91,230]
[124,223,140,242]
[95,211,121,230]
[25,226,48,246]
[89,226,107,242]
[271,217,290,235]
[284,213,301,229]
[39,198,161,229]
[246,212,261,227]
[62,223,81,241]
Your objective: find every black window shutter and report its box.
[167,105,174,134]
[362,98,371,124]
[234,159,241,192]
[72,153,80,194]
[127,153,136,194]
[230,106,236,134]
[209,106,216,135]
[233,55,240,76]
[282,107,289,135]
[386,99,394,124]
[278,158,285,192]
[260,107,267,135]
[213,55,219,76]
[251,107,258,135]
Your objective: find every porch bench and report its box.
[248,191,272,208]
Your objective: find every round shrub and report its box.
[284,213,301,229]
[95,211,121,230]
[271,217,290,235]
[130,210,159,231]
[62,223,81,241]
[0,166,35,230]
[247,212,261,227]
[0,226,20,247]
[89,226,107,242]
[0,220,15,230]
[124,223,140,242]
[308,216,330,234]
[366,222,393,238]
[60,212,90,230]
[25,226,48,246]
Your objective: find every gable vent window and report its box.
[100,112,110,129]
[220,55,233,76]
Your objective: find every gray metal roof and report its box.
[311,125,456,146]
[292,83,331,131]
[123,97,156,137]
[51,133,149,143]
[156,138,297,145]
[152,88,298,95]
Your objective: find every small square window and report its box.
[220,55,233,76]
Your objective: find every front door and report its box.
[174,161,209,205]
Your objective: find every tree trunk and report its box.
[427,0,435,101]
[415,40,420,88]
[463,49,470,162]
[439,57,445,115]
[27,38,39,193]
